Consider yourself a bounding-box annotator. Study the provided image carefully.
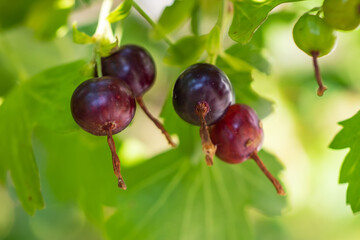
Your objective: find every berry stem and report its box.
[132,1,174,46]
[195,101,217,166]
[251,152,285,195]
[311,51,327,96]
[96,52,103,77]
[106,126,127,190]
[136,96,176,147]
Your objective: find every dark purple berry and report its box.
[173,63,234,126]
[71,76,135,136]
[210,104,285,195]
[71,76,136,189]
[99,44,155,97]
[172,63,234,166]
[98,45,176,147]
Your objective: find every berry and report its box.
[98,44,176,147]
[210,104,285,195]
[323,0,360,31]
[71,76,136,189]
[71,77,135,135]
[293,13,336,57]
[173,63,234,166]
[293,13,337,96]
[210,104,263,163]
[173,63,234,126]
[100,44,155,97]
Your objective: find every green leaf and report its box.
[219,53,253,72]
[102,93,284,237]
[216,58,273,118]
[161,91,200,155]
[154,0,196,39]
[107,0,133,23]
[164,35,207,67]
[32,128,120,224]
[229,0,300,44]
[0,89,44,214]
[224,43,270,75]
[104,147,285,240]
[24,60,88,132]
[330,111,360,213]
[0,60,88,214]
[72,22,96,44]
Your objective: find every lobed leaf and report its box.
[0,60,88,214]
[330,111,360,213]
[32,128,120,224]
[0,89,44,214]
[216,55,273,119]
[229,0,300,44]
[224,43,271,75]
[23,60,88,132]
[104,147,285,240]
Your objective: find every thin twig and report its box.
[251,152,285,195]
[106,126,127,190]
[136,96,176,147]
[311,51,327,96]
[132,1,174,46]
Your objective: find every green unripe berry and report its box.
[323,0,360,31]
[293,13,337,57]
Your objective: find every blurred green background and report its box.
[1,0,360,239]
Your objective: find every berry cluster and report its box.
[293,0,360,96]
[173,64,285,195]
[71,45,175,189]
[71,46,285,195]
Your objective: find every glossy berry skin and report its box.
[293,13,337,57]
[172,63,234,126]
[99,44,155,97]
[71,76,136,136]
[323,0,360,31]
[210,104,263,164]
